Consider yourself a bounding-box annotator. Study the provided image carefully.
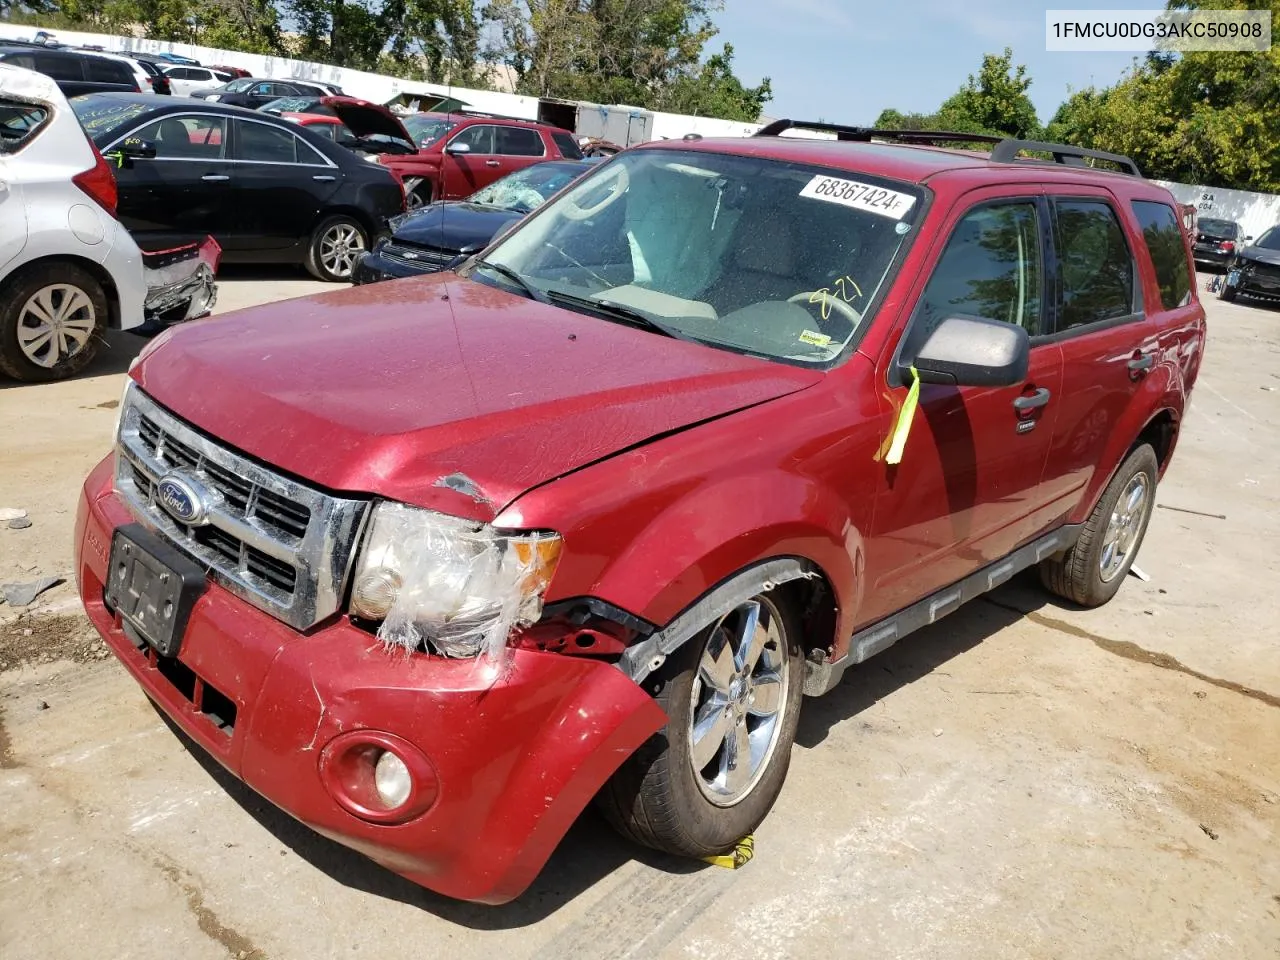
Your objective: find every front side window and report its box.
[130,115,226,159]
[912,202,1043,341]
[1054,200,1135,330]
[495,126,544,157]
[449,124,495,154]
[1131,201,1192,310]
[222,78,256,93]
[475,148,924,365]
[234,120,300,163]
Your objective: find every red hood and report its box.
[134,275,822,521]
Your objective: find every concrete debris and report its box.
[1,577,63,607]
[8,517,32,530]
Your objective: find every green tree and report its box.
[656,42,770,120]
[876,48,1041,139]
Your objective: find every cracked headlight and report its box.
[349,501,562,659]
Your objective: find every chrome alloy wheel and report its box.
[1100,473,1151,582]
[688,596,790,807]
[17,284,96,369]
[320,222,366,278]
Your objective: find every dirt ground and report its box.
[1,270,1277,960]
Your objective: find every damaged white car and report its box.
[0,63,219,383]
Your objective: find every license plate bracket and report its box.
[105,523,206,658]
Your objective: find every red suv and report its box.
[381,111,583,207]
[75,122,1205,904]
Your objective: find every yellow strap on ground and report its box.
[885,365,921,466]
[702,834,755,869]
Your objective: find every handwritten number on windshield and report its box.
[808,276,863,320]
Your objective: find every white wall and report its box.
[1155,179,1280,242]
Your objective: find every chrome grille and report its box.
[380,240,454,269]
[114,384,369,629]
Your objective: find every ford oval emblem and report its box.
[155,474,209,525]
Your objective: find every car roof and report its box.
[452,112,566,132]
[75,91,306,121]
[645,135,1168,195]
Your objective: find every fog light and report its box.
[351,567,402,620]
[374,750,412,807]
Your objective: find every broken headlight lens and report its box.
[349,501,562,659]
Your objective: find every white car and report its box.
[0,64,217,382]
[161,65,235,97]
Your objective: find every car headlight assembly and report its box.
[349,502,562,660]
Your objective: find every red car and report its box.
[278,96,417,159]
[75,122,1204,904]
[378,111,584,208]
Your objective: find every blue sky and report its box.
[715,0,1145,124]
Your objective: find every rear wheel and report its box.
[598,591,804,857]
[305,215,368,282]
[0,263,106,383]
[1040,444,1158,607]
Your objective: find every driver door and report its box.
[439,124,498,199]
[860,188,1065,624]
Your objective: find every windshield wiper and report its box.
[544,289,684,339]
[471,259,550,304]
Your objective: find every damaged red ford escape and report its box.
[74,122,1205,903]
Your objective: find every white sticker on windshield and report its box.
[799,175,916,220]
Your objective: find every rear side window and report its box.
[235,120,299,163]
[36,54,84,81]
[495,126,543,156]
[1131,201,1192,309]
[913,201,1044,338]
[552,131,583,159]
[0,98,49,154]
[85,59,130,84]
[1054,200,1135,330]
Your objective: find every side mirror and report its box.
[445,243,484,271]
[120,137,157,160]
[908,316,1029,387]
[445,141,471,155]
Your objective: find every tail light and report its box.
[72,141,118,218]
[1218,240,1236,253]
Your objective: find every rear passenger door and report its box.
[494,126,547,177]
[1037,192,1158,511]
[228,118,340,252]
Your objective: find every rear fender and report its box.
[1068,361,1183,524]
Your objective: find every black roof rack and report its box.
[989,139,1141,176]
[755,119,1142,177]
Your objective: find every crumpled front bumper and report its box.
[139,237,221,331]
[74,455,666,903]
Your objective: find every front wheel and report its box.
[598,591,804,857]
[1040,444,1159,607]
[1217,279,1238,302]
[305,216,368,282]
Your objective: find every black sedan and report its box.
[187,77,331,110]
[1218,226,1280,302]
[72,93,406,281]
[1192,216,1248,269]
[352,160,592,284]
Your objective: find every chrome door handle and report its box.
[1127,353,1154,376]
[201,174,229,182]
[485,160,500,167]
[312,174,336,181]
[1013,387,1052,412]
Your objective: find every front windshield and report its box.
[403,114,457,147]
[474,149,923,364]
[1254,227,1280,250]
[223,78,256,93]
[468,164,586,213]
[261,97,327,115]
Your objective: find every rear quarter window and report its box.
[1131,200,1193,309]
[552,131,583,159]
[0,97,50,154]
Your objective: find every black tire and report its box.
[1217,280,1238,302]
[597,590,805,858]
[305,215,368,282]
[1040,444,1159,607]
[0,262,106,383]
